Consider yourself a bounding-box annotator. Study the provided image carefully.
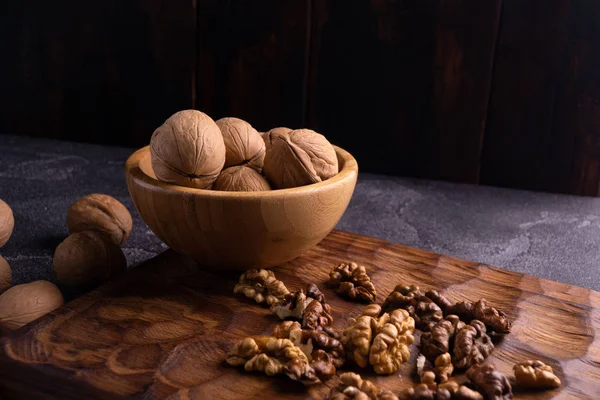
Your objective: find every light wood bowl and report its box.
[125,146,358,269]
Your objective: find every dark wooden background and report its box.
[2,1,600,196]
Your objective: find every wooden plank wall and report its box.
[2,0,600,195]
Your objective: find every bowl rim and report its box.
[125,145,358,198]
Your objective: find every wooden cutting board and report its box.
[0,230,598,399]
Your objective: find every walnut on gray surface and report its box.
[466,364,512,400]
[0,256,11,293]
[67,193,133,245]
[329,262,377,303]
[381,284,443,331]
[234,269,290,306]
[0,199,14,248]
[326,372,398,400]
[150,110,225,189]
[446,299,511,334]
[226,336,319,385]
[513,360,561,389]
[53,231,127,289]
[452,320,494,369]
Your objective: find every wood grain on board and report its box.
[306,0,501,183]
[0,230,598,399]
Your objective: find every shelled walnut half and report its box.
[273,320,344,380]
[453,320,494,369]
[446,299,511,334]
[513,360,561,389]
[381,284,444,331]
[398,380,483,400]
[226,336,319,385]
[271,283,334,331]
[326,372,398,400]
[233,269,290,306]
[466,364,512,400]
[328,262,377,303]
[420,315,464,362]
[342,306,415,374]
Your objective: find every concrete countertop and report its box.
[0,134,598,291]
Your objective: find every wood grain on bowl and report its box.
[125,146,358,269]
[0,230,598,399]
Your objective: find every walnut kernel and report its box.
[513,360,560,389]
[233,269,289,306]
[329,262,377,303]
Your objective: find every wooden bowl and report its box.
[125,146,358,269]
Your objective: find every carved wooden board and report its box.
[0,231,598,399]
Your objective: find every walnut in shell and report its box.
[446,299,511,334]
[0,199,14,248]
[0,255,11,293]
[263,128,338,189]
[382,284,443,331]
[150,110,225,189]
[53,231,127,289]
[216,117,265,171]
[329,262,377,303]
[233,269,289,306]
[466,364,512,400]
[213,166,271,192]
[0,281,64,331]
[326,372,398,400]
[226,336,319,385]
[513,360,561,389]
[453,320,494,369]
[67,194,133,245]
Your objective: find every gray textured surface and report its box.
[0,134,599,292]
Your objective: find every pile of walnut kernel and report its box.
[149,110,339,192]
[228,262,561,399]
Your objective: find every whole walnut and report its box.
[213,166,271,192]
[216,117,266,171]
[67,194,133,245]
[0,255,11,293]
[0,199,14,247]
[0,280,64,331]
[263,128,338,189]
[53,231,127,289]
[150,110,226,189]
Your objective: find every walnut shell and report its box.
[213,166,271,192]
[53,231,127,289]
[150,110,226,189]
[216,117,266,171]
[0,255,11,293]
[0,199,14,247]
[263,128,338,189]
[67,194,133,245]
[0,280,63,331]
